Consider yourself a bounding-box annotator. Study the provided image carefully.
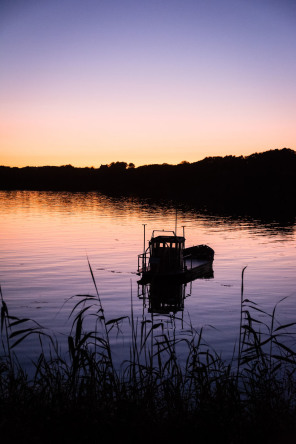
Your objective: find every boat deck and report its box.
[138,257,213,284]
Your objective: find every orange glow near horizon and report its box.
[1,98,295,168]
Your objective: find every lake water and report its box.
[1,190,296,369]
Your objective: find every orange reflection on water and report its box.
[1,190,296,366]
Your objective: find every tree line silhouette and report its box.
[1,148,296,215]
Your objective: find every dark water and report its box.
[1,190,296,368]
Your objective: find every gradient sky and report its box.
[1,0,295,167]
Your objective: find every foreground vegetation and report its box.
[1,267,296,443]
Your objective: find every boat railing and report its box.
[139,249,192,274]
[151,230,176,238]
[138,247,151,274]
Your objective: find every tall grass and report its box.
[1,267,296,443]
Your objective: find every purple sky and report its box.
[1,0,295,167]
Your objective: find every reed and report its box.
[1,270,296,443]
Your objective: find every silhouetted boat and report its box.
[137,229,214,284]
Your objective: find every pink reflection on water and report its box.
[1,190,296,367]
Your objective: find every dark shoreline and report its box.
[1,148,296,217]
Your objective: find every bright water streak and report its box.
[1,190,296,369]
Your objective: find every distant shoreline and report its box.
[1,148,296,216]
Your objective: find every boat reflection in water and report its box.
[138,262,214,315]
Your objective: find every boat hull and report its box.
[138,258,213,284]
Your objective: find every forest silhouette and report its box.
[1,148,295,215]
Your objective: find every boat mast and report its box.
[142,224,146,271]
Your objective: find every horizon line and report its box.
[1,147,294,170]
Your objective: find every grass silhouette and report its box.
[1,266,296,443]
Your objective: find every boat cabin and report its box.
[138,227,214,283]
[148,234,185,274]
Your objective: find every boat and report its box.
[137,229,214,284]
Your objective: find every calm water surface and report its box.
[1,190,296,367]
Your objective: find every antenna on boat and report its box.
[142,224,146,271]
[143,224,146,252]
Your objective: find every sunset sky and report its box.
[1,0,295,167]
